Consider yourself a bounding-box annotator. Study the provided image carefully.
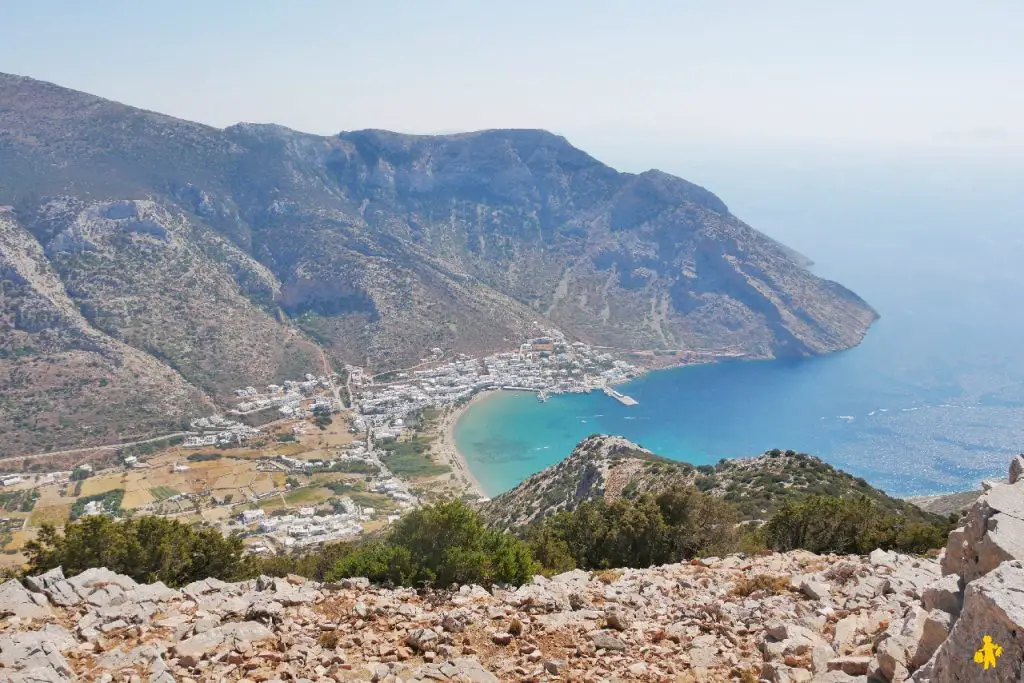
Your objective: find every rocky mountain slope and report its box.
[3,456,1024,682]
[482,436,941,530]
[0,73,876,456]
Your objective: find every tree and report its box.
[327,500,535,587]
[760,495,950,555]
[69,467,92,481]
[24,516,246,586]
[312,405,333,430]
[525,525,576,575]
[526,486,746,572]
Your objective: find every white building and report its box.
[81,500,103,517]
[242,509,266,524]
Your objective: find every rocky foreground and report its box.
[0,457,1022,682]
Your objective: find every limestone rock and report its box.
[801,579,831,601]
[173,621,273,666]
[604,605,632,631]
[404,627,439,653]
[826,655,871,676]
[1008,454,1024,484]
[911,560,1024,682]
[0,580,51,620]
[921,574,962,618]
[1,548,952,682]
[588,630,627,651]
[942,477,1024,583]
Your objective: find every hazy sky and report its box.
[4,1,1022,167]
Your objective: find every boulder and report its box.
[405,627,439,653]
[921,574,962,618]
[131,581,180,603]
[870,635,913,682]
[604,605,632,631]
[826,655,871,676]
[23,567,64,595]
[66,567,137,593]
[588,630,627,652]
[801,579,831,601]
[173,620,273,667]
[0,580,51,620]
[942,477,1024,583]
[870,549,896,567]
[811,673,866,683]
[1009,454,1024,485]
[0,625,75,679]
[911,560,1024,682]
[912,610,952,669]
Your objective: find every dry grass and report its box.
[594,569,623,585]
[318,630,340,648]
[4,530,36,551]
[29,504,70,527]
[730,573,791,597]
[78,475,125,497]
[739,670,759,683]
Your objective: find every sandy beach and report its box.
[429,389,497,499]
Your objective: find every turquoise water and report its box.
[455,159,1024,498]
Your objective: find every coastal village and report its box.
[0,330,645,566]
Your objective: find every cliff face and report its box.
[0,73,876,455]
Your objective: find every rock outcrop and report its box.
[900,456,1024,682]
[941,475,1024,583]
[0,551,948,682]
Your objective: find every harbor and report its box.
[603,386,639,406]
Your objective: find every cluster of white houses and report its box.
[237,503,366,550]
[232,375,341,418]
[353,332,641,429]
[182,416,262,448]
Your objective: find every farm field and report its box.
[4,410,384,550]
[29,504,70,527]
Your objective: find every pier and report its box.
[603,386,638,406]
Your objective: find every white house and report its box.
[241,509,266,524]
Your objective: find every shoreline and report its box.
[422,353,764,502]
[430,389,499,499]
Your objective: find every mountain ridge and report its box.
[480,435,947,530]
[0,73,877,456]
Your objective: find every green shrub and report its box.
[25,515,245,586]
[527,486,739,572]
[761,495,953,555]
[327,500,534,587]
[186,452,222,462]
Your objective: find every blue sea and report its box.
[455,155,1024,498]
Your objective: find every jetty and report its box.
[603,386,638,406]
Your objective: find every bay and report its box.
[455,157,1024,498]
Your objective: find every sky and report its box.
[3,1,1023,172]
